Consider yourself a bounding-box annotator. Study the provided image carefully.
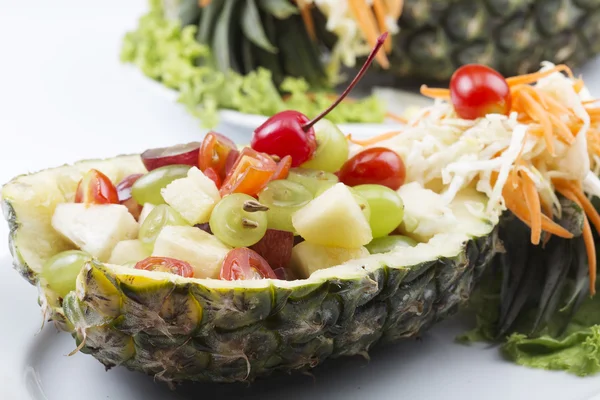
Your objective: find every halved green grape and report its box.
[300,120,349,173]
[131,164,191,205]
[353,184,404,238]
[287,167,339,195]
[139,204,189,251]
[366,235,417,254]
[315,184,371,222]
[209,193,268,247]
[258,180,313,232]
[41,250,92,298]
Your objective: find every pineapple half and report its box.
[2,154,502,384]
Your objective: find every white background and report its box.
[1,1,600,399]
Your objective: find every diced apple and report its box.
[108,239,150,265]
[291,241,369,278]
[138,203,155,225]
[152,225,231,279]
[52,203,139,261]
[161,167,221,225]
[292,183,372,248]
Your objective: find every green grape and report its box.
[353,184,405,238]
[300,119,349,173]
[209,193,268,247]
[132,165,191,205]
[258,180,313,232]
[366,235,417,254]
[314,184,371,221]
[139,204,189,251]
[287,167,339,195]
[41,250,92,298]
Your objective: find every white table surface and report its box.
[1,1,600,399]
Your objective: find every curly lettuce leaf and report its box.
[121,0,386,128]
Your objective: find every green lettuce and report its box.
[459,274,600,377]
[121,0,386,128]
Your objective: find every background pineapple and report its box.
[165,0,600,85]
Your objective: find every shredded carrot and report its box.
[348,0,390,69]
[506,64,574,87]
[583,99,600,105]
[372,0,391,53]
[548,114,575,144]
[297,1,316,42]
[520,171,542,244]
[515,91,555,155]
[385,112,408,123]
[348,130,402,146]
[198,0,211,6]
[573,78,585,93]
[385,0,404,20]
[420,85,450,100]
[555,181,600,235]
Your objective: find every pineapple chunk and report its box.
[108,239,150,265]
[291,241,369,278]
[152,225,231,278]
[52,204,139,261]
[161,167,220,225]
[292,183,372,248]
[138,203,155,225]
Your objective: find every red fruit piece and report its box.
[220,148,277,197]
[116,173,144,219]
[220,248,277,281]
[449,64,511,120]
[75,169,119,205]
[249,229,294,270]
[141,142,201,171]
[338,147,406,190]
[134,256,194,278]
[199,132,239,179]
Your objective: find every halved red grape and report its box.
[116,173,144,219]
[141,142,201,171]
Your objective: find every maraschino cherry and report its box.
[250,32,389,167]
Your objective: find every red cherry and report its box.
[251,110,316,167]
[338,147,406,190]
[449,64,511,120]
[251,32,389,166]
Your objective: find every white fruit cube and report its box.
[161,167,221,225]
[292,183,372,248]
[52,204,139,261]
[152,225,231,279]
[291,241,369,278]
[108,239,150,265]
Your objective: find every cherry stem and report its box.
[301,32,389,132]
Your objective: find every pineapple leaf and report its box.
[196,0,223,45]
[257,0,299,19]
[212,0,237,72]
[254,14,285,85]
[241,0,278,54]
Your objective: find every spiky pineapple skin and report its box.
[386,0,600,81]
[58,229,499,384]
[2,153,501,384]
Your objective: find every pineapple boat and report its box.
[4,37,600,384]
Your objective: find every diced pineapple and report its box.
[291,241,369,278]
[161,167,220,225]
[152,225,231,278]
[292,183,372,248]
[52,204,139,261]
[108,239,150,265]
[397,182,457,242]
[138,203,155,225]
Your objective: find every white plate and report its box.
[2,1,600,399]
